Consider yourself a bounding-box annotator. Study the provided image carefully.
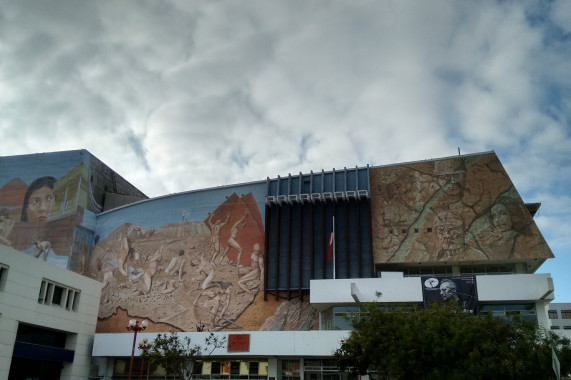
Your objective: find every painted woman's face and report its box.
[491,204,513,232]
[27,186,54,222]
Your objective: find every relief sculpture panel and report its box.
[370,153,553,263]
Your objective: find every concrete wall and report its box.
[0,245,101,380]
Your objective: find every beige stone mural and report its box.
[90,193,271,333]
[370,153,554,263]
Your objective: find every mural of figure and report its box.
[208,211,230,264]
[136,248,163,295]
[237,243,264,294]
[491,202,514,232]
[434,211,486,261]
[161,279,179,294]
[476,198,520,259]
[100,259,117,289]
[192,255,216,290]
[116,234,131,277]
[215,282,233,326]
[34,240,51,260]
[165,249,186,281]
[433,159,466,209]
[78,244,89,274]
[219,210,248,266]
[193,282,233,327]
[0,208,15,246]
[21,176,56,222]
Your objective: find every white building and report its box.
[549,303,571,339]
[0,245,101,379]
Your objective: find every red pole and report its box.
[128,329,138,380]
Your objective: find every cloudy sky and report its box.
[1,1,570,300]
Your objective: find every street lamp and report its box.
[127,319,148,380]
[138,338,153,380]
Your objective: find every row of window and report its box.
[376,264,517,277]
[322,303,539,330]
[551,326,571,330]
[38,279,80,311]
[113,359,268,378]
[549,310,571,319]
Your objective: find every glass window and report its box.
[249,361,259,375]
[38,279,80,311]
[282,360,300,380]
[561,310,571,319]
[564,326,571,330]
[551,326,560,330]
[479,304,537,323]
[211,362,221,374]
[549,310,558,319]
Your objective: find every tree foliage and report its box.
[142,332,226,379]
[334,302,571,379]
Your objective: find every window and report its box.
[551,326,560,330]
[230,362,240,376]
[565,326,571,330]
[210,362,221,374]
[38,279,80,311]
[561,310,571,319]
[479,304,537,323]
[549,310,559,319]
[249,361,259,375]
[0,263,8,291]
[281,360,300,380]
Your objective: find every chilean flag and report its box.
[328,232,334,262]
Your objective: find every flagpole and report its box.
[333,215,336,280]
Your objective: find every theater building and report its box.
[0,149,555,379]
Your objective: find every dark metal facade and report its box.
[264,167,374,300]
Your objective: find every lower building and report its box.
[0,245,101,379]
[549,303,571,339]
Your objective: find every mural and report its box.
[0,151,319,334]
[88,191,317,333]
[0,156,94,269]
[370,153,554,263]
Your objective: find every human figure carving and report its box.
[237,243,264,294]
[219,210,248,266]
[34,241,51,261]
[192,254,216,290]
[117,234,131,277]
[165,250,186,281]
[136,247,163,295]
[208,211,230,264]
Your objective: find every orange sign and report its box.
[228,334,250,352]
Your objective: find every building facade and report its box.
[548,303,571,339]
[0,149,557,379]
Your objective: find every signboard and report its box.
[421,276,478,314]
[228,334,250,352]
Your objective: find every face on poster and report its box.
[421,276,478,314]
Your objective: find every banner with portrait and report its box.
[421,276,478,314]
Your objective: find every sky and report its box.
[1,1,570,300]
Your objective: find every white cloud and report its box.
[1,0,570,296]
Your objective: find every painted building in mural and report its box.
[0,149,557,379]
